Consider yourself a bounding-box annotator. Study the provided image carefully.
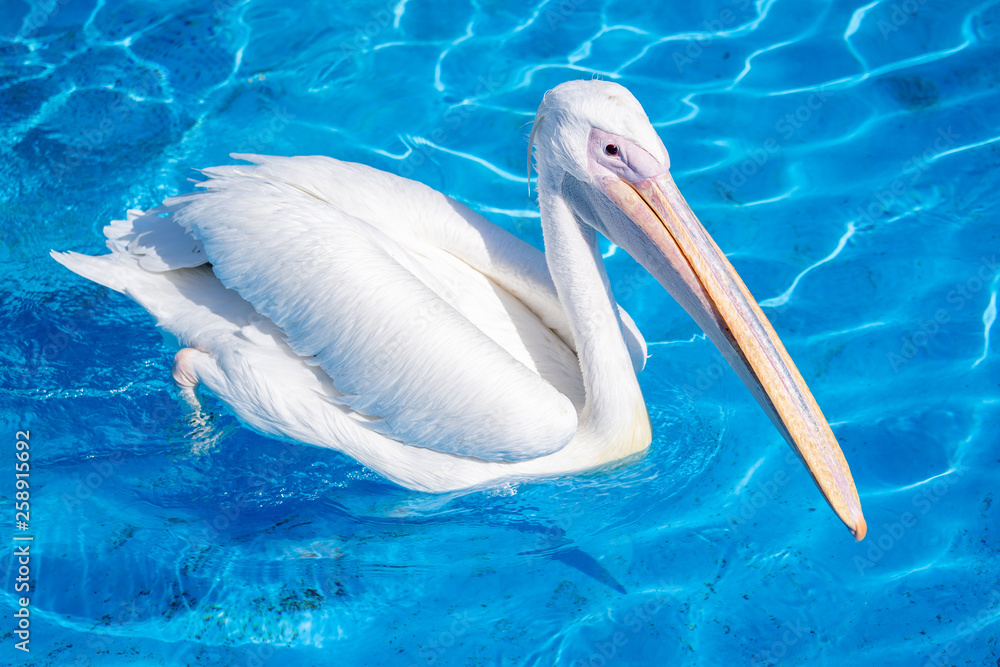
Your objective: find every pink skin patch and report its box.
[586,128,670,186]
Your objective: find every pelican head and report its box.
[532,80,866,540]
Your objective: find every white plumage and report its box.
[53,150,646,491]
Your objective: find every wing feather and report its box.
[202,155,647,369]
[165,167,578,461]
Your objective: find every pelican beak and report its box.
[599,171,866,541]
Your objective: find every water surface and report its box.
[2,0,999,665]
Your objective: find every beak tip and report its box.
[852,515,867,542]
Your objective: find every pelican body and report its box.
[53,81,866,539]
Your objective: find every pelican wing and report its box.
[146,156,585,462]
[191,155,646,370]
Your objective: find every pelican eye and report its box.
[604,144,619,157]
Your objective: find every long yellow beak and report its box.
[601,172,866,541]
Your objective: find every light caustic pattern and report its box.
[2,0,1000,665]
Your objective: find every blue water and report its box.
[3,0,1000,664]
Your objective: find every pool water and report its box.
[3,0,1000,665]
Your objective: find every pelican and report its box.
[53,80,866,540]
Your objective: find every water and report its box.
[2,0,999,664]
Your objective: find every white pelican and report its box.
[53,80,866,540]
